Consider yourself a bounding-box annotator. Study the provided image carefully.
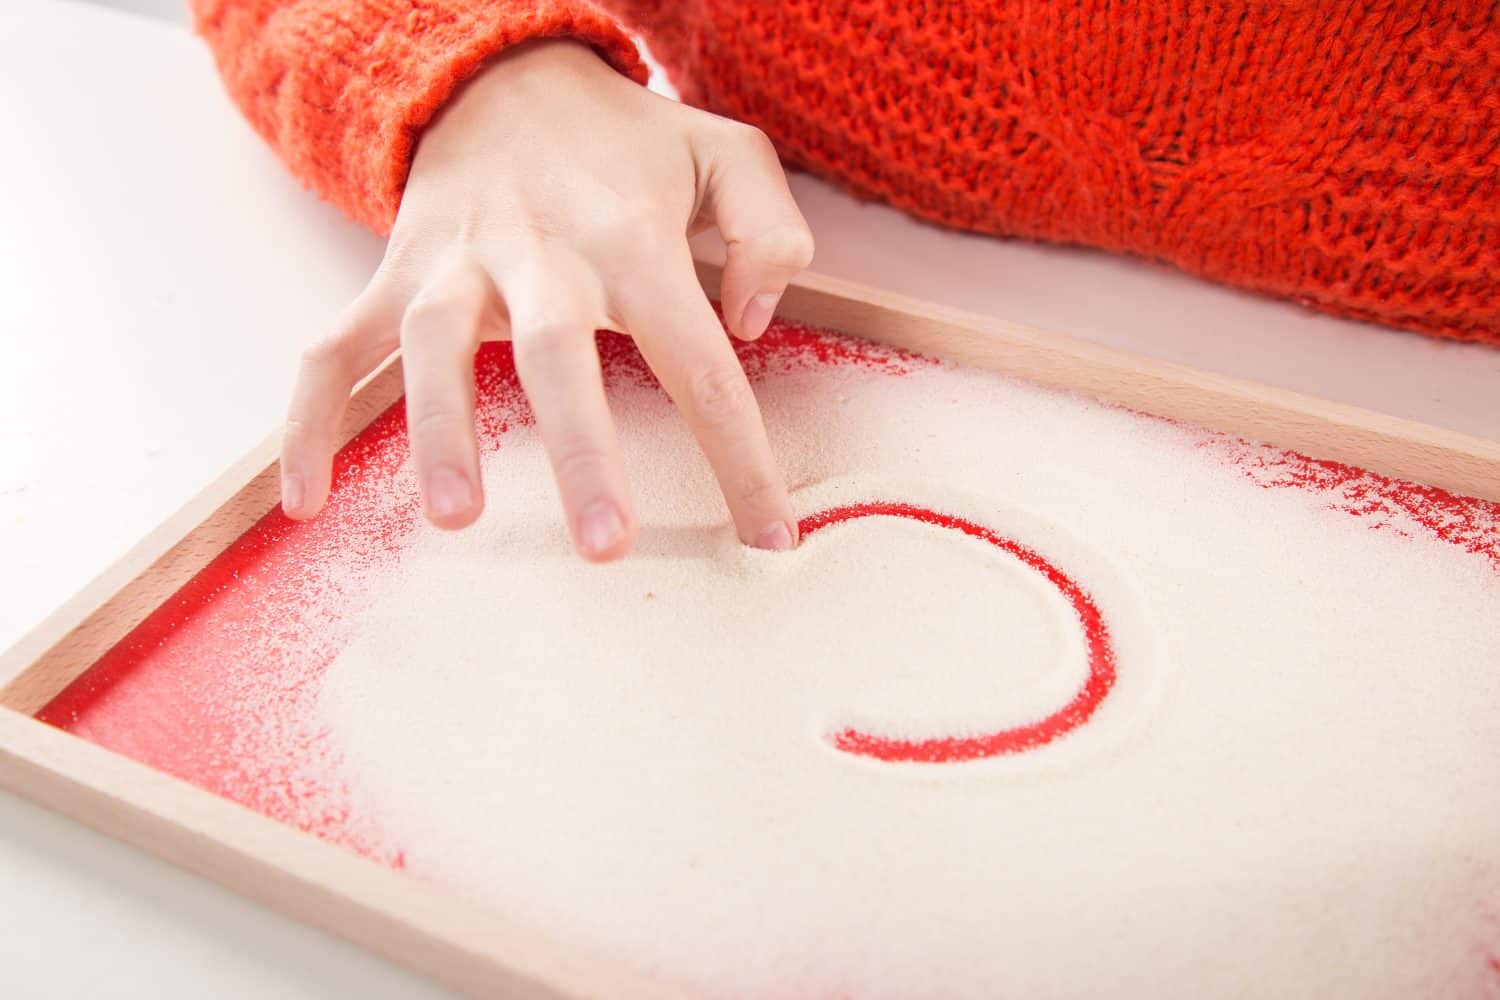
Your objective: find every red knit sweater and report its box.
[190,0,1500,345]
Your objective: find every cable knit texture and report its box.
[192,0,1500,344]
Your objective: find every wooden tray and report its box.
[3,265,1498,998]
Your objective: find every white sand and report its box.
[318,344,1500,998]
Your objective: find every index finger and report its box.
[616,254,797,551]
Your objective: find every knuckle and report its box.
[406,406,470,445]
[512,317,579,368]
[401,290,463,339]
[549,439,608,486]
[281,416,320,448]
[731,121,776,156]
[734,469,782,509]
[588,202,656,250]
[762,222,816,268]
[627,224,679,259]
[528,307,586,341]
[299,333,353,375]
[536,179,652,252]
[685,363,754,427]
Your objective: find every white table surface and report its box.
[1,1,1495,995]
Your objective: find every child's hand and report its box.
[279,39,814,560]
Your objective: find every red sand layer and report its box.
[35,324,924,858]
[802,502,1116,763]
[37,321,1500,861]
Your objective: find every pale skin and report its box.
[279,39,815,560]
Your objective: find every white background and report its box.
[1,1,1495,996]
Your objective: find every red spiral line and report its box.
[797,502,1117,763]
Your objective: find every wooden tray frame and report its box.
[2,265,1498,998]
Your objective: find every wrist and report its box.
[463,37,616,106]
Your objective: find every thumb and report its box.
[695,122,815,340]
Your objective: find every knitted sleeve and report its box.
[190,0,648,233]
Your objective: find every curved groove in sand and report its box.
[798,502,1117,763]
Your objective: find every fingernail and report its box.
[754,521,796,552]
[739,291,781,340]
[428,466,474,520]
[281,473,304,514]
[578,500,625,556]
